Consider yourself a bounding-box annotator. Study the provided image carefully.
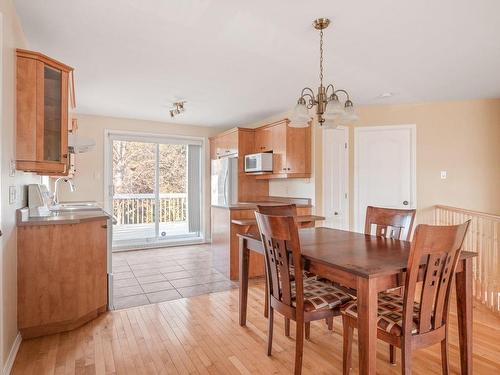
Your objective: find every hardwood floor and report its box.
[12,279,500,374]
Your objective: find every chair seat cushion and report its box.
[341,292,419,336]
[291,278,354,312]
[289,265,316,281]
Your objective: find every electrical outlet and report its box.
[440,171,447,180]
[9,160,16,177]
[9,186,17,204]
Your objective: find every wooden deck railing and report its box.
[434,205,499,314]
[113,193,187,225]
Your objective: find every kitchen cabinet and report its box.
[210,128,238,159]
[17,216,108,338]
[254,126,273,152]
[16,49,75,175]
[253,119,311,179]
[209,128,269,201]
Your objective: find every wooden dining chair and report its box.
[257,205,298,320]
[365,205,416,241]
[257,204,298,217]
[364,205,416,363]
[256,205,330,335]
[341,221,470,375]
[255,212,354,375]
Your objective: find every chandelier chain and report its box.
[319,29,324,87]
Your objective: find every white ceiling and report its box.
[13,0,500,127]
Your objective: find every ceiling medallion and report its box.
[170,101,186,118]
[290,18,358,129]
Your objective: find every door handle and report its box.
[403,200,409,206]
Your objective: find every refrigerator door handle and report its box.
[223,168,229,206]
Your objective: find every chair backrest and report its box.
[402,221,470,336]
[364,206,416,241]
[254,212,304,314]
[256,204,297,216]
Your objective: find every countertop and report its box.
[17,207,113,226]
[212,203,313,210]
[212,196,313,210]
[231,215,325,226]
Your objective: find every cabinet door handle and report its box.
[0,230,3,237]
[62,154,68,159]
[101,224,108,229]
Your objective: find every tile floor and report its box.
[112,244,237,309]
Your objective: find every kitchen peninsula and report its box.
[212,197,322,280]
[210,119,322,280]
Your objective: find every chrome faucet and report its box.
[53,178,76,205]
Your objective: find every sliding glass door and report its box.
[109,133,202,250]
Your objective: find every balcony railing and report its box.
[113,193,187,225]
[434,205,499,314]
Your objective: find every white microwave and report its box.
[244,153,273,173]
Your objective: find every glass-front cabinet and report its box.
[16,49,74,174]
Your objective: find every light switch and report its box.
[440,171,447,180]
[9,160,16,177]
[9,186,17,204]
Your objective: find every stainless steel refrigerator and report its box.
[211,157,238,207]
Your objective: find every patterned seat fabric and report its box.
[291,278,353,312]
[341,292,420,336]
[289,265,316,281]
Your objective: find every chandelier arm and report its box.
[325,84,335,98]
[300,87,316,109]
[334,89,351,100]
[300,87,315,98]
[301,93,316,109]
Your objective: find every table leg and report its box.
[239,237,250,326]
[455,258,473,375]
[356,277,378,375]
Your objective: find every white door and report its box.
[323,127,349,230]
[354,125,416,232]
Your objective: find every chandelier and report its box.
[290,18,358,128]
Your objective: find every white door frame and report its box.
[354,124,417,232]
[322,126,349,230]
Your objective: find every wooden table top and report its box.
[231,215,325,226]
[238,227,477,279]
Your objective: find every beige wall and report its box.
[351,99,500,221]
[244,99,500,227]
[0,0,42,370]
[58,114,225,240]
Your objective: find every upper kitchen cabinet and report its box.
[254,119,311,179]
[210,128,241,159]
[16,49,75,175]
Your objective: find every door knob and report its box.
[403,200,409,206]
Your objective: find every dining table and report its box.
[237,227,476,375]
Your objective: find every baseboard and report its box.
[3,333,21,375]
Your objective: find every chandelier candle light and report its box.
[290,18,358,129]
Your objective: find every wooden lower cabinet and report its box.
[17,219,108,338]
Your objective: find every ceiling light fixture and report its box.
[290,18,358,129]
[169,101,186,118]
[378,92,395,98]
